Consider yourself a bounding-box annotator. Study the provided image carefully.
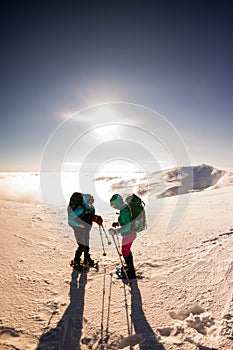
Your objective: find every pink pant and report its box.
[122,234,137,257]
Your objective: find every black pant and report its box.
[73,228,91,263]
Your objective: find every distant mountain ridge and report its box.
[95,164,231,199]
[157,164,226,198]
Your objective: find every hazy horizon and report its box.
[0,162,233,173]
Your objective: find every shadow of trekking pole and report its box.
[36,269,87,350]
[130,280,165,350]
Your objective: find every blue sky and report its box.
[1,0,233,171]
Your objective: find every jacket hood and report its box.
[83,194,93,208]
[110,194,123,209]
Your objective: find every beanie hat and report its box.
[110,194,123,209]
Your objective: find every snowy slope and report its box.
[1,173,233,349]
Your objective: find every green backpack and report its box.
[125,194,146,232]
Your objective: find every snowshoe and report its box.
[70,259,99,272]
[70,259,84,272]
[81,259,99,272]
[115,267,144,280]
[116,266,125,279]
[135,271,144,279]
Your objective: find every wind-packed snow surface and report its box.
[0,165,233,349]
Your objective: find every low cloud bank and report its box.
[0,165,230,204]
[0,173,42,203]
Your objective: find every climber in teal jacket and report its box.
[68,193,103,271]
[110,194,136,279]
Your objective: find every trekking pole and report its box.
[99,265,106,349]
[116,234,121,254]
[99,226,107,256]
[105,273,113,344]
[110,231,132,342]
[101,225,111,245]
[110,231,130,286]
[122,279,131,338]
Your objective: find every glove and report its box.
[108,228,117,236]
[93,215,103,226]
[112,222,119,228]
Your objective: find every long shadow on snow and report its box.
[131,280,165,350]
[36,269,87,350]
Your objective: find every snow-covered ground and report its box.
[0,166,233,349]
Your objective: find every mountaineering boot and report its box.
[70,257,84,272]
[74,256,80,265]
[74,248,82,264]
[84,253,95,267]
[73,249,85,271]
[124,252,136,279]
